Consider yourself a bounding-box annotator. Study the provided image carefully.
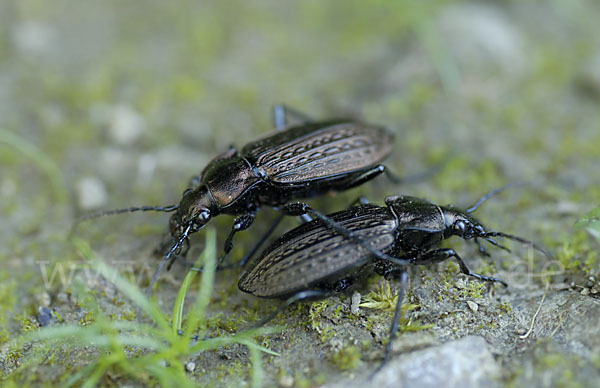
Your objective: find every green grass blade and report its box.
[72,238,171,332]
[172,231,213,334]
[575,206,600,242]
[0,128,68,201]
[183,228,217,339]
[243,339,263,388]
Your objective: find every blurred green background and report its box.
[1,0,600,387]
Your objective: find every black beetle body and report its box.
[171,119,394,240]
[239,194,550,374]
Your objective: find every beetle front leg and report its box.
[219,212,257,266]
[412,248,507,286]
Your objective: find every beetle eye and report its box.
[199,209,210,221]
[455,220,466,234]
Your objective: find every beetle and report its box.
[238,189,551,374]
[79,105,413,291]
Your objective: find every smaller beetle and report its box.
[239,190,551,374]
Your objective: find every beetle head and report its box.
[441,205,551,259]
[169,185,217,238]
[441,207,486,240]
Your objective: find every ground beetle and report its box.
[238,188,551,374]
[80,105,413,291]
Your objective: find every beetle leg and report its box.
[411,248,507,286]
[383,159,446,185]
[279,202,409,267]
[218,212,257,267]
[473,237,491,257]
[189,213,283,272]
[250,290,329,329]
[238,213,285,268]
[298,197,369,224]
[272,104,315,130]
[371,270,408,377]
[334,165,386,191]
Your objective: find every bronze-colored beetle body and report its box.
[170,120,394,239]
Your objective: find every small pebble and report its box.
[76,176,107,210]
[467,301,479,312]
[37,307,53,327]
[581,288,590,296]
[108,105,145,145]
[185,362,196,373]
[278,374,294,388]
[351,291,361,315]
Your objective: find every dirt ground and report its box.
[1,1,600,387]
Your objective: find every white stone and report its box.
[76,176,107,210]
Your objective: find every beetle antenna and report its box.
[466,182,527,213]
[79,205,179,221]
[484,231,552,259]
[146,222,192,294]
[70,205,179,237]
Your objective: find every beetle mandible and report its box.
[239,189,551,374]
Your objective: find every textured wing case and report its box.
[239,205,397,297]
[242,121,394,184]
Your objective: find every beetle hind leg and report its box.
[371,270,409,377]
[412,248,507,286]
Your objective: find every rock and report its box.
[326,336,500,388]
[108,105,145,145]
[467,301,479,312]
[37,307,53,327]
[76,176,108,210]
[351,292,361,315]
[185,362,196,373]
[278,374,294,388]
[12,21,56,56]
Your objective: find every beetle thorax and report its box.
[441,207,485,239]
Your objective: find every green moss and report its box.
[308,300,330,331]
[360,280,433,333]
[556,229,599,274]
[329,345,360,371]
[499,302,512,314]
